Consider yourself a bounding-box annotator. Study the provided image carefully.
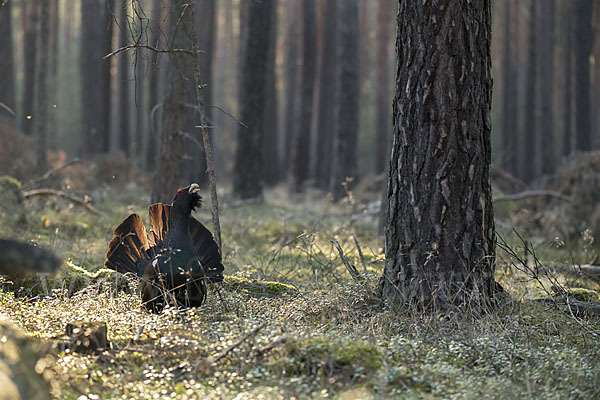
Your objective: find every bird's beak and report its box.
[188,183,200,194]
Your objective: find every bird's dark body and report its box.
[104,184,223,312]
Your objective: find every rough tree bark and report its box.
[232,0,274,199]
[81,0,111,154]
[291,0,317,193]
[330,0,359,201]
[538,0,555,176]
[314,0,338,189]
[522,0,537,182]
[380,0,497,309]
[0,0,15,120]
[152,0,195,203]
[574,0,593,151]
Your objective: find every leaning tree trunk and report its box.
[380,0,497,310]
[330,0,360,201]
[232,0,273,199]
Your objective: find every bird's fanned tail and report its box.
[105,214,152,276]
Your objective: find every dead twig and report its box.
[353,234,368,274]
[331,239,361,282]
[493,190,571,203]
[22,189,102,216]
[254,336,289,358]
[212,323,266,364]
[23,158,81,189]
[103,44,199,59]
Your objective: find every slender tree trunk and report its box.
[118,1,131,156]
[147,0,166,168]
[522,0,537,182]
[291,0,317,193]
[81,0,111,154]
[502,0,519,176]
[314,0,338,190]
[0,0,15,120]
[538,0,555,175]
[563,0,573,158]
[262,0,280,186]
[331,0,359,200]
[574,0,593,151]
[21,1,40,135]
[35,0,51,173]
[374,0,391,176]
[380,0,496,309]
[232,0,274,199]
[283,0,300,175]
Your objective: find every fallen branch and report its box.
[213,322,266,364]
[22,189,102,216]
[23,158,81,189]
[493,190,571,203]
[331,239,361,282]
[536,264,600,282]
[353,234,368,274]
[254,336,289,358]
[221,197,262,210]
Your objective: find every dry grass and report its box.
[1,184,599,399]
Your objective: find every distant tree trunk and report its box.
[47,0,60,148]
[262,0,280,186]
[283,0,300,175]
[502,0,519,176]
[185,0,215,186]
[34,0,51,173]
[314,0,338,190]
[563,0,573,158]
[574,0,593,151]
[380,0,497,309]
[21,1,40,135]
[152,0,196,203]
[232,0,273,199]
[0,0,15,120]
[330,0,359,201]
[81,0,111,154]
[291,0,317,193]
[374,0,391,175]
[118,1,131,156]
[538,0,555,175]
[522,0,537,182]
[147,0,166,169]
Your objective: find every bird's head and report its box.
[171,183,203,214]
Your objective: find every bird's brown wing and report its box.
[105,214,152,276]
[189,217,224,283]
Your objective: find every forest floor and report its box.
[1,183,599,399]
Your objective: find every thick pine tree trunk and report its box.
[81,0,111,154]
[0,0,15,120]
[291,0,317,193]
[574,0,593,151]
[380,0,496,309]
[152,0,195,203]
[232,0,273,199]
[538,0,555,176]
[314,0,338,190]
[330,0,359,201]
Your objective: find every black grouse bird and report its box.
[105,184,224,312]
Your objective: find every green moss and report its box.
[567,287,600,302]
[223,275,297,297]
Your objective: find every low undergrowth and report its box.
[0,185,599,399]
